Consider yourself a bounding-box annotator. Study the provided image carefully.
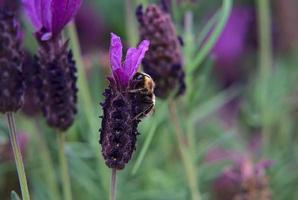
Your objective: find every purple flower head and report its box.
[22,0,82,41]
[211,6,256,87]
[109,33,149,88]
[212,6,254,65]
[212,158,272,200]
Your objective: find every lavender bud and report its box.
[0,9,24,113]
[136,4,186,98]
[36,38,77,131]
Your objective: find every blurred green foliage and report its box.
[1,0,298,200]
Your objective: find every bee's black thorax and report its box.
[129,72,155,119]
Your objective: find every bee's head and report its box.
[134,72,145,81]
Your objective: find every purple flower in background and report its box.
[110,33,149,88]
[213,7,253,64]
[212,158,272,200]
[212,6,255,86]
[0,3,24,113]
[22,0,81,131]
[75,3,107,53]
[136,4,186,98]
[206,150,273,200]
[22,0,82,41]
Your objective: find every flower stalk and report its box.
[6,112,30,200]
[256,0,273,154]
[66,22,96,135]
[110,169,117,200]
[58,133,72,200]
[168,100,201,200]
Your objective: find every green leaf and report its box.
[188,0,233,73]
[11,191,21,200]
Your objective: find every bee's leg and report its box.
[141,96,154,104]
[132,104,154,121]
[128,88,147,93]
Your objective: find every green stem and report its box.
[256,0,273,153]
[66,22,107,194]
[188,0,232,72]
[196,11,220,48]
[168,101,201,200]
[125,0,138,46]
[256,0,273,77]
[58,133,72,200]
[132,123,158,175]
[110,169,117,200]
[34,121,60,200]
[5,112,30,200]
[66,23,97,140]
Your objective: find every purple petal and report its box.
[124,40,150,80]
[51,0,82,36]
[110,33,123,71]
[22,0,51,32]
[113,68,129,88]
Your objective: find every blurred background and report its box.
[1,0,298,199]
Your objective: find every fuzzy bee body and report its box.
[129,72,155,119]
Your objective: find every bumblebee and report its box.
[129,72,155,120]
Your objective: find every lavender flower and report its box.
[22,0,82,41]
[75,3,107,53]
[100,33,150,170]
[212,158,272,200]
[211,7,255,87]
[0,4,24,113]
[23,0,81,131]
[136,4,185,99]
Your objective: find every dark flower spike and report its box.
[22,0,80,131]
[36,38,78,131]
[136,4,186,98]
[100,33,150,170]
[0,6,24,113]
[22,0,82,41]
[21,52,41,117]
[0,0,21,12]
